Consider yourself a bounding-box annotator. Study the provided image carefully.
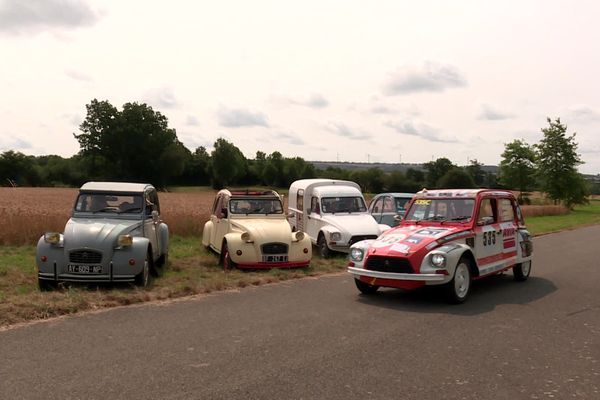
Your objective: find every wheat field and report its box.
[0,187,568,246]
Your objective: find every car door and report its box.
[305,196,322,243]
[497,197,519,263]
[210,194,229,251]
[370,196,384,223]
[144,188,160,260]
[473,197,504,276]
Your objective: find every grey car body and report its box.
[36,182,169,288]
[368,192,414,227]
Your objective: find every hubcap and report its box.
[454,263,470,298]
[521,261,531,276]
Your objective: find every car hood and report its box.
[64,217,142,251]
[366,223,473,255]
[230,219,293,241]
[320,213,382,235]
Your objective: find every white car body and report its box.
[288,179,389,257]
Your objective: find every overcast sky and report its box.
[1,0,600,173]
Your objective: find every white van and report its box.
[288,179,389,257]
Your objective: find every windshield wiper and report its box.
[450,216,471,221]
[92,207,118,213]
[423,215,447,222]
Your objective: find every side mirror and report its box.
[393,214,403,222]
[306,208,311,215]
[287,211,295,219]
[151,210,159,222]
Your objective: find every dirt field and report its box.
[0,187,568,246]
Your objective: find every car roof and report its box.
[373,192,415,198]
[219,188,281,199]
[79,182,153,193]
[414,188,514,198]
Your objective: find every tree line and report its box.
[1,100,596,207]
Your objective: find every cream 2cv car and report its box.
[288,179,389,258]
[347,189,533,303]
[202,189,312,269]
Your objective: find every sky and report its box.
[1,0,600,173]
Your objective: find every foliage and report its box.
[535,118,588,209]
[499,139,537,202]
[438,168,475,189]
[465,159,486,187]
[423,158,455,188]
[210,138,248,188]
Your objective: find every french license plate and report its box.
[67,264,103,274]
[262,255,288,263]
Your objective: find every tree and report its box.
[535,118,588,208]
[74,99,179,186]
[423,158,455,188]
[498,139,536,202]
[438,168,475,189]
[210,138,247,188]
[465,159,486,187]
[384,171,421,192]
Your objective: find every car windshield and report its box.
[321,196,367,213]
[75,193,144,214]
[404,198,475,222]
[229,198,283,214]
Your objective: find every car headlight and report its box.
[350,247,364,262]
[44,232,61,244]
[294,231,305,241]
[118,234,133,247]
[241,232,253,243]
[330,232,342,241]
[430,253,446,268]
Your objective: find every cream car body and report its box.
[202,189,312,269]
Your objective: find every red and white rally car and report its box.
[347,189,533,303]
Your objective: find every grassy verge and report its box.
[2,200,600,328]
[0,237,347,328]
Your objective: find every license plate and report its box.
[67,264,103,274]
[262,255,288,263]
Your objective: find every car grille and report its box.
[261,243,288,254]
[349,235,378,246]
[366,256,414,273]
[69,250,102,264]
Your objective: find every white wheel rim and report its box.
[454,263,470,298]
[521,261,531,276]
[143,259,149,286]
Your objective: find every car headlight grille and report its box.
[261,243,288,254]
[69,250,102,264]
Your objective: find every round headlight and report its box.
[350,247,364,262]
[431,253,446,268]
[118,234,133,247]
[241,232,253,242]
[294,231,305,241]
[44,232,61,244]
[330,232,342,241]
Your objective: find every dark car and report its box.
[368,192,414,227]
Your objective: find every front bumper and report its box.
[236,261,310,269]
[347,266,446,282]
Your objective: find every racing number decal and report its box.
[414,199,431,205]
[482,231,496,246]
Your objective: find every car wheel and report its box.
[135,251,154,288]
[318,234,331,258]
[354,278,379,295]
[221,242,236,270]
[154,253,168,276]
[38,278,56,291]
[513,260,531,282]
[444,257,471,304]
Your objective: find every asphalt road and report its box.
[1,225,599,400]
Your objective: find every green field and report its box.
[1,200,599,328]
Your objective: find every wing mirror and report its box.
[151,210,159,222]
[393,214,403,222]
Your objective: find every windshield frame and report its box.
[403,197,475,223]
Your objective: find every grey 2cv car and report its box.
[36,182,169,289]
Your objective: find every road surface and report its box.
[1,225,599,399]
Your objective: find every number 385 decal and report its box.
[483,231,496,246]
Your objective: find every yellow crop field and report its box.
[0,187,217,245]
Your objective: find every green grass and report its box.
[525,200,600,235]
[1,200,599,328]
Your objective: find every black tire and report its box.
[444,257,472,304]
[38,279,56,291]
[154,253,168,276]
[318,234,331,258]
[513,260,531,282]
[221,242,236,270]
[354,278,379,295]
[135,251,154,288]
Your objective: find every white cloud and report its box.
[65,69,93,82]
[385,120,459,143]
[325,122,371,140]
[217,107,269,128]
[278,132,305,145]
[0,135,32,151]
[383,62,467,95]
[0,0,101,34]
[142,87,179,109]
[186,115,200,126]
[565,104,600,123]
[478,104,514,120]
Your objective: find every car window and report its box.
[321,197,367,213]
[382,196,394,212]
[310,197,320,214]
[395,197,412,213]
[230,198,283,214]
[405,198,474,221]
[371,197,384,213]
[297,189,304,212]
[75,193,143,213]
[498,198,515,222]
[477,198,497,225]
